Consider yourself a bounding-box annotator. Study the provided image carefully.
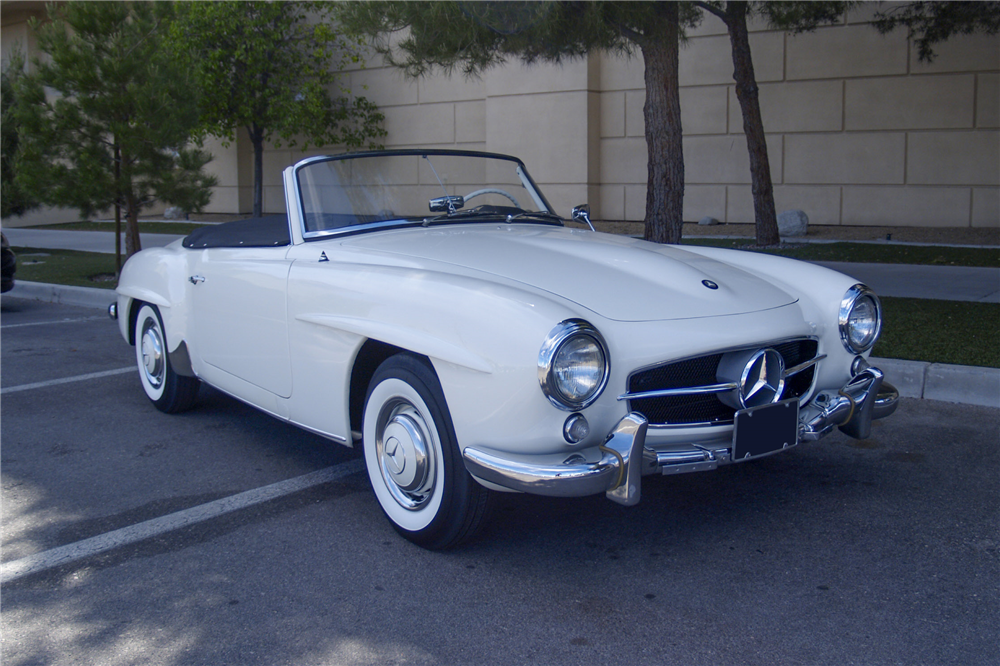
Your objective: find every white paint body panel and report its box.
[115,154,875,488]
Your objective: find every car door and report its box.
[187,246,294,399]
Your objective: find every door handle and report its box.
[189,275,205,285]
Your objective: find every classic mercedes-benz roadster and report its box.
[112,149,898,548]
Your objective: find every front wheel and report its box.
[363,354,491,549]
[134,303,200,413]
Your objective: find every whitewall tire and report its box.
[134,303,199,413]
[363,354,491,549]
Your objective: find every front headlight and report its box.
[839,284,882,353]
[538,319,610,411]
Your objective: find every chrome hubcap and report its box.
[376,401,434,510]
[140,321,165,389]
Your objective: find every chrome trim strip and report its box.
[784,354,827,377]
[624,336,819,384]
[617,382,738,402]
[301,218,419,241]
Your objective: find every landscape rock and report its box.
[698,216,721,226]
[778,209,808,237]
[163,206,188,220]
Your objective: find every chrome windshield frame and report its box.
[291,149,560,242]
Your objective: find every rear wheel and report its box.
[363,353,491,549]
[134,303,199,413]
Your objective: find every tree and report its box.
[872,1,1000,62]
[168,1,386,219]
[336,1,702,244]
[1,51,39,219]
[14,2,216,269]
[693,2,851,246]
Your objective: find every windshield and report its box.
[295,151,558,238]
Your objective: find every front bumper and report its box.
[463,367,898,507]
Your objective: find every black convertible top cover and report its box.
[182,215,291,249]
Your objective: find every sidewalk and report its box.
[3,228,184,254]
[5,227,999,303]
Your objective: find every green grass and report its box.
[11,247,118,290]
[682,238,1000,268]
[25,220,208,235]
[873,297,1000,368]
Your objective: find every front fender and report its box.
[116,241,192,355]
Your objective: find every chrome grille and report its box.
[625,340,819,427]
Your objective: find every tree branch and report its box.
[692,1,728,23]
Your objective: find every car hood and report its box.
[344,225,797,322]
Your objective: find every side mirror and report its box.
[572,204,595,231]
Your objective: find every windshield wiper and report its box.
[422,205,528,226]
[505,210,563,223]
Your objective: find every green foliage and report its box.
[1,51,39,219]
[873,1,1000,62]
[753,1,856,33]
[169,0,386,216]
[336,1,701,77]
[12,1,216,256]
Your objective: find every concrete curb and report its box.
[869,357,1000,409]
[6,280,116,310]
[4,282,998,409]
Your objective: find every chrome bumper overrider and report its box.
[463,367,899,507]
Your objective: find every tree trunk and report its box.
[726,2,780,247]
[124,191,142,259]
[252,125,264,218]
[640,3,685,245]
[118,147,142,259]
[114,142,122,275]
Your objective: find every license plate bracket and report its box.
[732,398,799,462]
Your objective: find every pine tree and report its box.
[14,2,216,269]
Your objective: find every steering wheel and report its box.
[462,188,520,208]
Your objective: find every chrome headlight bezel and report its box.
[538,319,610,411]
[839,284,883,353]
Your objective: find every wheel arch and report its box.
[349,339,408,442]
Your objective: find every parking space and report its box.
[2,297,998,665]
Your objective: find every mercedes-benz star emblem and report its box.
[384,436,405,475]
[739,348,785,408]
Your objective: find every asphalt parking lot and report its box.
[2,297,998,666]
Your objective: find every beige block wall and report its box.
[5,2,998,229]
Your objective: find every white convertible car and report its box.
[112,150,898,548]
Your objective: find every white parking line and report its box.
[0,459,365,584]
[1,367,135,395]
[1,315,109,329]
